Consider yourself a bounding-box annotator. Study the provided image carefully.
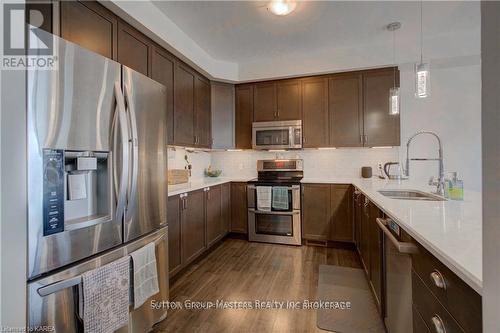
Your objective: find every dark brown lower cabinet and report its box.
[368,201,383,312]
[221,183,231,234]
[230,182,248,234]
[329,185,353,242]
[181,189,206,265]
[206,186,223,248]
[167,195,181,277]
[359,196,371,275]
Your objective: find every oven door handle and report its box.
[247,185,300,190]
[376,218,418,254]
[249,209,300,216]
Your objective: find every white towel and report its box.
[130,242,160,309]
[80,256,130,333]
[256,186,272,211]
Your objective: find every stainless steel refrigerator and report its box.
[27,32,169,332]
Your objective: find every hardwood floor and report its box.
[153,238,361,333]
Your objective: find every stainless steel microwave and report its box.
[252,120,302,150]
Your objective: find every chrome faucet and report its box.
[405,131,445,196]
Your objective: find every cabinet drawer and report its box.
[412,243,481,333]
[412,271,465,333]
[413,305,431,333]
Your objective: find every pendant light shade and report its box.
[415,62,431,98]
[387,22,401,115]
[389,87,401,115]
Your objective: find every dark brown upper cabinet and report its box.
[253,82,277,122]
[302,77,329,148]
[277,79,302,121]
[117,20,151,76]
[195,76,211,148]
[329,73,363,147]
[151,46,175,145]
[60,0,117,60]
[363,68,400,147]
[174,63,196,146]
[235,85,254,149]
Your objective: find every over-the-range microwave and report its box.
[252,120,302,150]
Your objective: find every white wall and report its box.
[211,148,399,180]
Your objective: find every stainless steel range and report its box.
[247,159,303,246]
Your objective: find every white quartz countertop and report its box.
[168,176,482,294]
[304,177,483,294]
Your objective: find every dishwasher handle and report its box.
[376,218,418,254]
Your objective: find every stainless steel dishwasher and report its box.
[376,217,418,333]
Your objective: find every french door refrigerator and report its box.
[27,33,169,332]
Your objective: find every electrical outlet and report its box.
[378,163,383,170]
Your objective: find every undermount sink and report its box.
[378,190,446,201]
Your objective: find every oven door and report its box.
[248,210,301,245]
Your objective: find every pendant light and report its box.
[387,22,401,115]
[268,0,297,16]
[415,0,430,98]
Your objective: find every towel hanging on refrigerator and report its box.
[130,242,160,309]
[80,256,130,333]
[256,186,272,211]
[272,187,289,211]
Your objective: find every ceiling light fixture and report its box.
[415,0,430,98]
[387,22,401,116]
[268,0,297,16]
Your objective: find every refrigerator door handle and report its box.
[113,82,130,222]
[124,83,139,222]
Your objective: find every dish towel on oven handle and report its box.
[80,256,130,333]
[256,186,272,211]
[272,187,289,211]
[130,242,160,309]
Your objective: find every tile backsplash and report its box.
[167,147,212,180]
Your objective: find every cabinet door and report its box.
[221,183,231,235]
[363,68,400,146]
[181,190,206,264]
[302,77,329,148]
[195,76,211,148]
[277,79,301,120]
[329,185,353,242]
[167,195,182,276]
[369,202,383,312]
[230,182,248,234]
[174,63,196,146]
[151,46,175,145]
[302,184,331,241]
[329,73,363,147]
[353,191,362,251]
[235,85,253,149]
[212,82,235,149]
[360,196,371,275]
[60,0,117,60]
[206,186,222,248]
[253,82,277,122]
[117,21,151,76]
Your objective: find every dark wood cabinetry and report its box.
[359,196,371,275]
[329,73,363,147]
[368,201,383,311]
[235,85,254,149]
[277,79,302,120]
[363,68,400,146]
[167,195,182,277]
[302,184,331,241]
[329,185,353,242]
[181,190,206,265]
[174,63,196,146]
[60,0,117,60]
[117,21,151,76]
[301,77,329,147]
[253,82,277,122]
[26,1,53,34]
[195,76,211,148]
[221,183,231,234]
[151,46,175,144]
[302,184,353,243]
[230,182,248,234]
[206,186,223,247]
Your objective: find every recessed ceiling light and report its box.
[268,0,297,16]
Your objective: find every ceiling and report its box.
[152,1,479,68]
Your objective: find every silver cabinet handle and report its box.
[430,270,447,289]
[376,218,418,254]
[360,134,363,143]
[431,315,446,333]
